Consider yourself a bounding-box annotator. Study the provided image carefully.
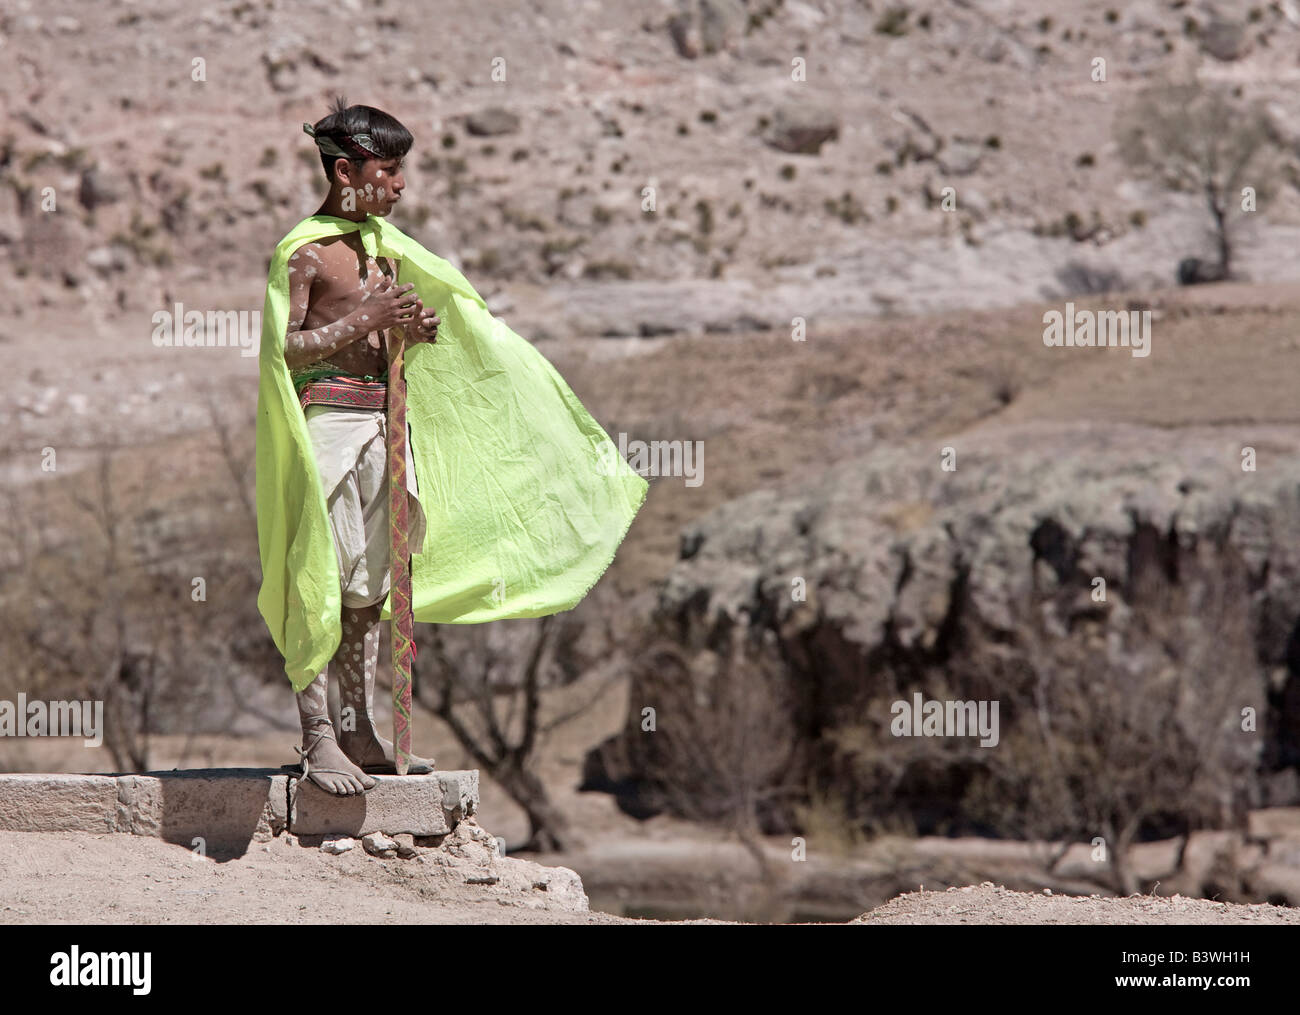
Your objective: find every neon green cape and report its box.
[255,214,648,691]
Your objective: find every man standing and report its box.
[279,99,435,794]
[255,98,648,797]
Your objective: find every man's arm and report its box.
[282,248,422,370]
[283,250,365,370]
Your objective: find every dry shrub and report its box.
[631,619,805,875]
[958,532,1263,894]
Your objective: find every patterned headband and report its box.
[302,122,380,160]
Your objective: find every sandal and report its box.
[354,744,436,775]
[287,723,378,795]
[339,734,435,775]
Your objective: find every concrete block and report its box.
[441,770,479,823]
[115,774,163,835]
[1130,837,1182,880]
[1247,807,1300,841]
[289,770,478,838]
[1050,837,1180,883]
[0,774,120,834]
[1247,864,1300,906]
[132,769,289,852]
[0,768,476,852]
[1164,831,1242,898]
[1049,842,1098,881]
[0,769,288,856]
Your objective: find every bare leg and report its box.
[295,666,376,796]
[336,602,435,773]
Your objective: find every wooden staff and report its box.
[386,279,415,776]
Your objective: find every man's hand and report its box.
[410,307,440,344]
[358,270,421,335]
[384,307,440,358]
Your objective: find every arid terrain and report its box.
[5,829,1300,925]
[4,0,1300,924]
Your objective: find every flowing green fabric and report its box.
[256,214,647,691]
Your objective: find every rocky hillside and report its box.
[6,0,1300,338]
[588,420,1300,855]
[6,0,1300,913]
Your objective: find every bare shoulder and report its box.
[287,240,326,276]
[289,238,335,259]
[289,238,363,285]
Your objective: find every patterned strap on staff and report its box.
[387,324,415,776]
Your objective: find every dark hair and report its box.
[311,96,413,182]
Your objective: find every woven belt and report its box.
[298,373,388,412]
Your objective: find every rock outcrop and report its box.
[587,422,1300,839]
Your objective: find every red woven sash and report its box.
[298,374,387,412]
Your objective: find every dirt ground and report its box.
[4,830,1298,925]
[856,882,1300,926]
[0,828,641,926]
[7,279,1300,924]
[6,0,1300,931]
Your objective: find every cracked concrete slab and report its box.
[289,770,478,838]
[0,769,479,855]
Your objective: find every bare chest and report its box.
[304,245,397,376]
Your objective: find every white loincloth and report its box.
[303,403,428,609]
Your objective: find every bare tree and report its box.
[1115,79,1285,282]
[3,452,159,772]
[1,389,330,776]
[962,536,1261,896]
[413,614,619,852]
[628,618,804,880]
[810,526,1261,898]
[194,377,257,534]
